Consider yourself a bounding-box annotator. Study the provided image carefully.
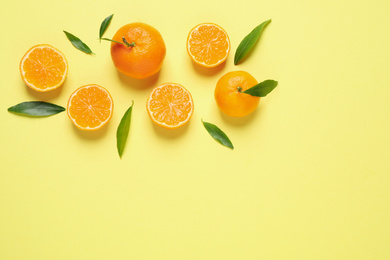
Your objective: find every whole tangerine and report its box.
[110,22,166,79]
[214,71,260,117]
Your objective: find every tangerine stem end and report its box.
[122,37,136,47]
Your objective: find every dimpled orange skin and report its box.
[214,71,260,117]
[110,22,166,79]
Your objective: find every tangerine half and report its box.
[187,23,230,68]
[67,84,114,131]
[146,83,194,129]
[20,44,68,92]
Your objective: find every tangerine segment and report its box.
[20,44,68,92]
[67,84,113,131]
[147,83,194,129]
[187,23,230,68]
[215,71,260,117]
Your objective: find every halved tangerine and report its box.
[187,23,230,68]
[67,84,113,131]
[20,44,68,92]
[146,83,194,129]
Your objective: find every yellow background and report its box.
[1,0,390,259]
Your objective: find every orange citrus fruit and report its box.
[110,22,166,79]
[146,83,194,129]
[19,44,68,92]
[67,84,114,131]
[187,23,230,68]
[215,71,260,117]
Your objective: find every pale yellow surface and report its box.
[1,0,390,259]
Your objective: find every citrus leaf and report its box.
[63,30,94,54]
[234,19,271,65]
[244,80,278,97]
[202,120,234,150]
[8,101,65,117]
[116,101,134,158]
[99,14,114,41]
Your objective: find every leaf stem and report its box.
[122,37,136,47]
[101,37,124,45]
[101,37,136,48]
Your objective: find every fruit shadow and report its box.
[25,81,66,101]
[151,120,190,139]
[191,60,226,77]
[71,122,110,140]
[116,70,160,90]
[219,103,264,126]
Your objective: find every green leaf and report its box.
[234,19,271,65]
[99,14,114,41]
[63,30,94,54]
[244,80,278,97]
[8,101,65,117]
[202,120,234,150]
[116,101,134,158]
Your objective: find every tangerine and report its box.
[67,84,114,131]
[187,23,230,68]
[214,71,260,117]
[110,22,166,79]
[146,83,194,129]
[20,44,68,92]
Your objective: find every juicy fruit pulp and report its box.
[20,44,68,92]
[110,22,166,79]
[215,71,260,117]
[187,23,230,68]
[147,83,194,129]
[67,84,113,131]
